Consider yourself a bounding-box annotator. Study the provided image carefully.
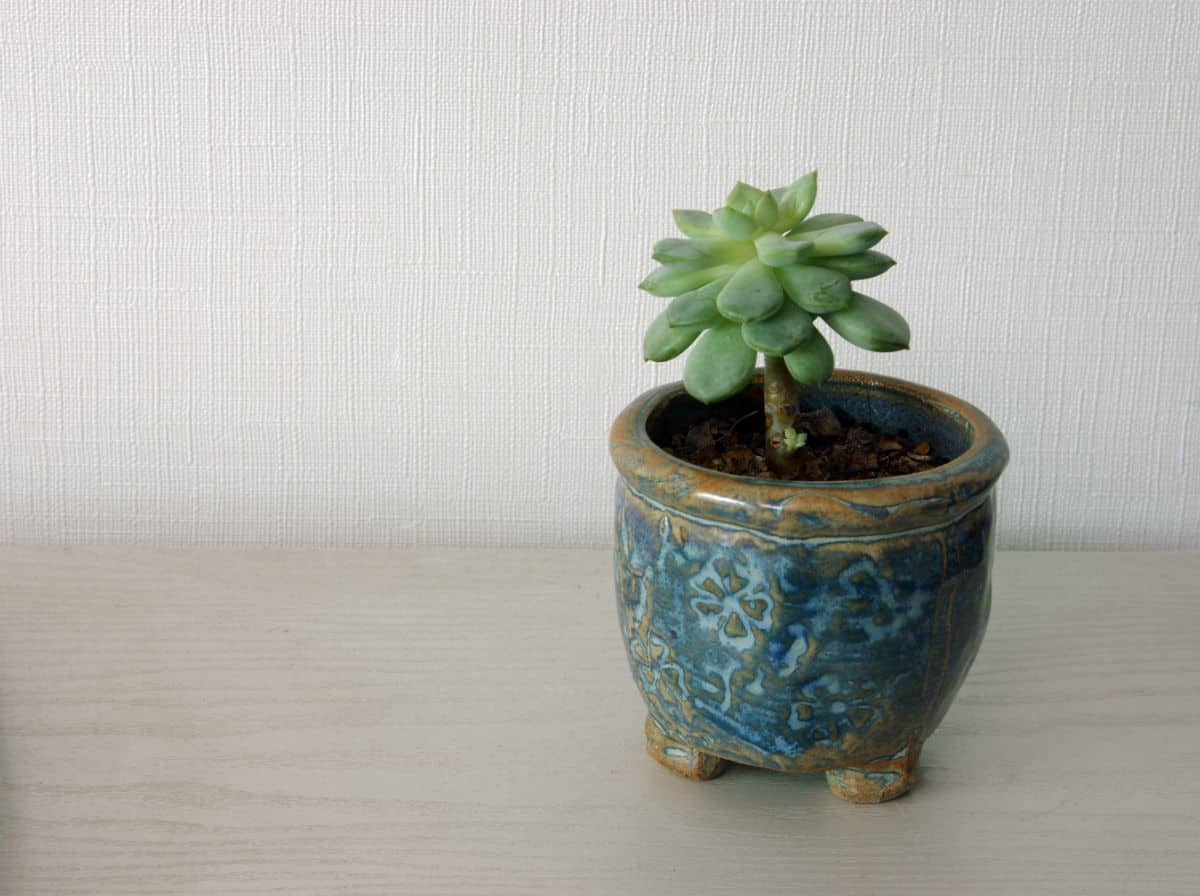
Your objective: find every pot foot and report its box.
[825,746,920,803]
[644,716,729,780]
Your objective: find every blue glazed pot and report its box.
[609,371,1008,801]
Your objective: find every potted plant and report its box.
[609,172,1008,802]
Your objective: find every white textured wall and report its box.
[1,0,1197,549]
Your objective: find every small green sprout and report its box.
[640,171,910,478]
[781,426,807,453]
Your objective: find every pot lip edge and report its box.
[610,369,1009,496]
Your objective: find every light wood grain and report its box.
[0,548,1197,894]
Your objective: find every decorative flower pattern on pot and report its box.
[628,628,686,704]
[786,672,883,747]
[688,552,774,651]
[822,557,934,647]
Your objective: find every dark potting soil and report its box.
[666,406,949,482]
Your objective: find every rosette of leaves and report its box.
[639,172,910,477]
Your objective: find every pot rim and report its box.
[609,369,1009,538]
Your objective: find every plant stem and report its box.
[763,354,803,479]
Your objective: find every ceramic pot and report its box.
[609,370,1008,801]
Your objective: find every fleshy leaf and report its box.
[726,182,767,216]
[673,209,720,238]
[666,280,726,328]
[782,425,808,451]
[811,250,896,280]
[643,310,703,362]
[741,301,815,355]
[822,292,910,352]
[754,233,811,268]
[639,263,736,297]
[652,237,751,267]
[753,191,778,228]
[775,264,852,313]
[808,221,887,257]
[652,238,708,264]
[716,259,784,323]
[783,328,835,383]
[657,238,748,266]
[712,206,759,239]
[789,213,863,233]
[683,322,758,404]
[772,171,818,231]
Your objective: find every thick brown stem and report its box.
[763,355,803,479]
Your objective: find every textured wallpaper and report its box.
[0,0,1197,548]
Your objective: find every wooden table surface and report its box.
[0,547,1197,894]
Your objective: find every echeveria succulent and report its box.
[639,172,910,477]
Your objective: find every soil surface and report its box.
[666,406,949,482]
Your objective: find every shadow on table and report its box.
[691,758,946,814]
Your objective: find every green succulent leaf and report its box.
[716,259,785,323]
[808,221,887,257]
[666,280,725,328]
[652,237,751,267]
[811,250,896,280]
[822,292,910,352]
[789,213,863,233]
[643,310,703,362]
[775,264,852,313]
[639,263,736,297]
[741,301,815,355]
[752,191,778,228]
[754,232,812,268]
[673,209,720,238]
[683,322,758,404]
[651,238,709,265]
[782,425,808,452]
[783,328,835,384]
[772,171,818,232]
[712,206,759,239]
[726,182,767,216]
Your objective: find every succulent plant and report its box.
[639,172,910,478]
